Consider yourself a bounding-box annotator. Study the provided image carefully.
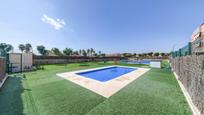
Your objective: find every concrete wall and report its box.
[9,53,21,72]
[22,53,33,71]
[171,55,204,114]
[150,61,161,68]
[9,53,33,72]
[0,58,6,86]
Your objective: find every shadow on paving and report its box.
[0,75,26,115]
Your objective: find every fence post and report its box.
[188,42,192,55]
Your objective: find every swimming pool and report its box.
[77,66,136,82]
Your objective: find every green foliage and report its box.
[25,43,32,53]
[82,49,87,56]
[154,52,160,56]
[37,45,48,55]
[18,43,32,53]
[18,44,25,52]
[160,52,165,56]
[63,48,73,56]
[0,43,13,57]
[0,43,13,53]
[148,52,153,57]
[51,48,62,56]
[122,53,132,57]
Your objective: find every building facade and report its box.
[191,23,204,54]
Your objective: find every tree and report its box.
[18,44,25,52]
[101,53,106,57]
[90,48,94,56]
[154,52,160,56]
[98,51,101,56]
[148,52,153,57]
[25,43,32,53]
[165,53,170,56]
[92,50,95,55]
[0,43,13,56]
[93,53,98,57]
[51,48,62,56]
[79,49,82,56]
[87,49,90,56]
[63,48,73,56]
[160,53,165,57]
[133,53,137,57]
[73,51,79,55]
[138,54,142,57]
[82,49,87,56]
[143,53,147,57]
[37,45,47,55]
[122,53,132,57]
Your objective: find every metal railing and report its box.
[171,42,192,58]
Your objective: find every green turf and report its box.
[0,62,192,115]
[87,69,192,115]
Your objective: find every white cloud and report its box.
[41,14,66,30]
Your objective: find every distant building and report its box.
[191,23,204,53]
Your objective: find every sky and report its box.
[0,0,204,54]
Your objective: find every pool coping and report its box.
[57,66,150,98]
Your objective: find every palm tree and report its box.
[79,49,82,56]
[37,45,47,55]
[87,49,90,56]
[63,48,73,56]
[73,51,79,55]
[148,52,153,57]
[98,51,102,56]
[0,43,13,56]
[90,48,94,56]
[139,54,143,58]
[51,48,62,56]
[82,49,87,56]
[160,53,165,57]
[18,44,25,52]
[143,53,147,57]
[154,52,160,57]
[25,43,32,53]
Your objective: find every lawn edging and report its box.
[0,75,8,88]
[173,72,201,115]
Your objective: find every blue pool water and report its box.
[77,67,136,82]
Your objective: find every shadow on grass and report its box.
[79,64,90,66]
[97,62,107,65]
[0,76,25,115]
[55,64,68,66]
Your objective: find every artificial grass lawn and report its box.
[0,62,192,115]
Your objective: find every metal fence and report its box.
[171,42,192,58]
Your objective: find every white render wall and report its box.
[9,53,33,72]
[22,53,33,71]
[9,53,21,72]
[150,61,161,68]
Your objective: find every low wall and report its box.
[33,56,125,65]
[0,58,6,84]
[171,55,204,114]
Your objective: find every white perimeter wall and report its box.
[150,61,161,68]
[9,53,33,72]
